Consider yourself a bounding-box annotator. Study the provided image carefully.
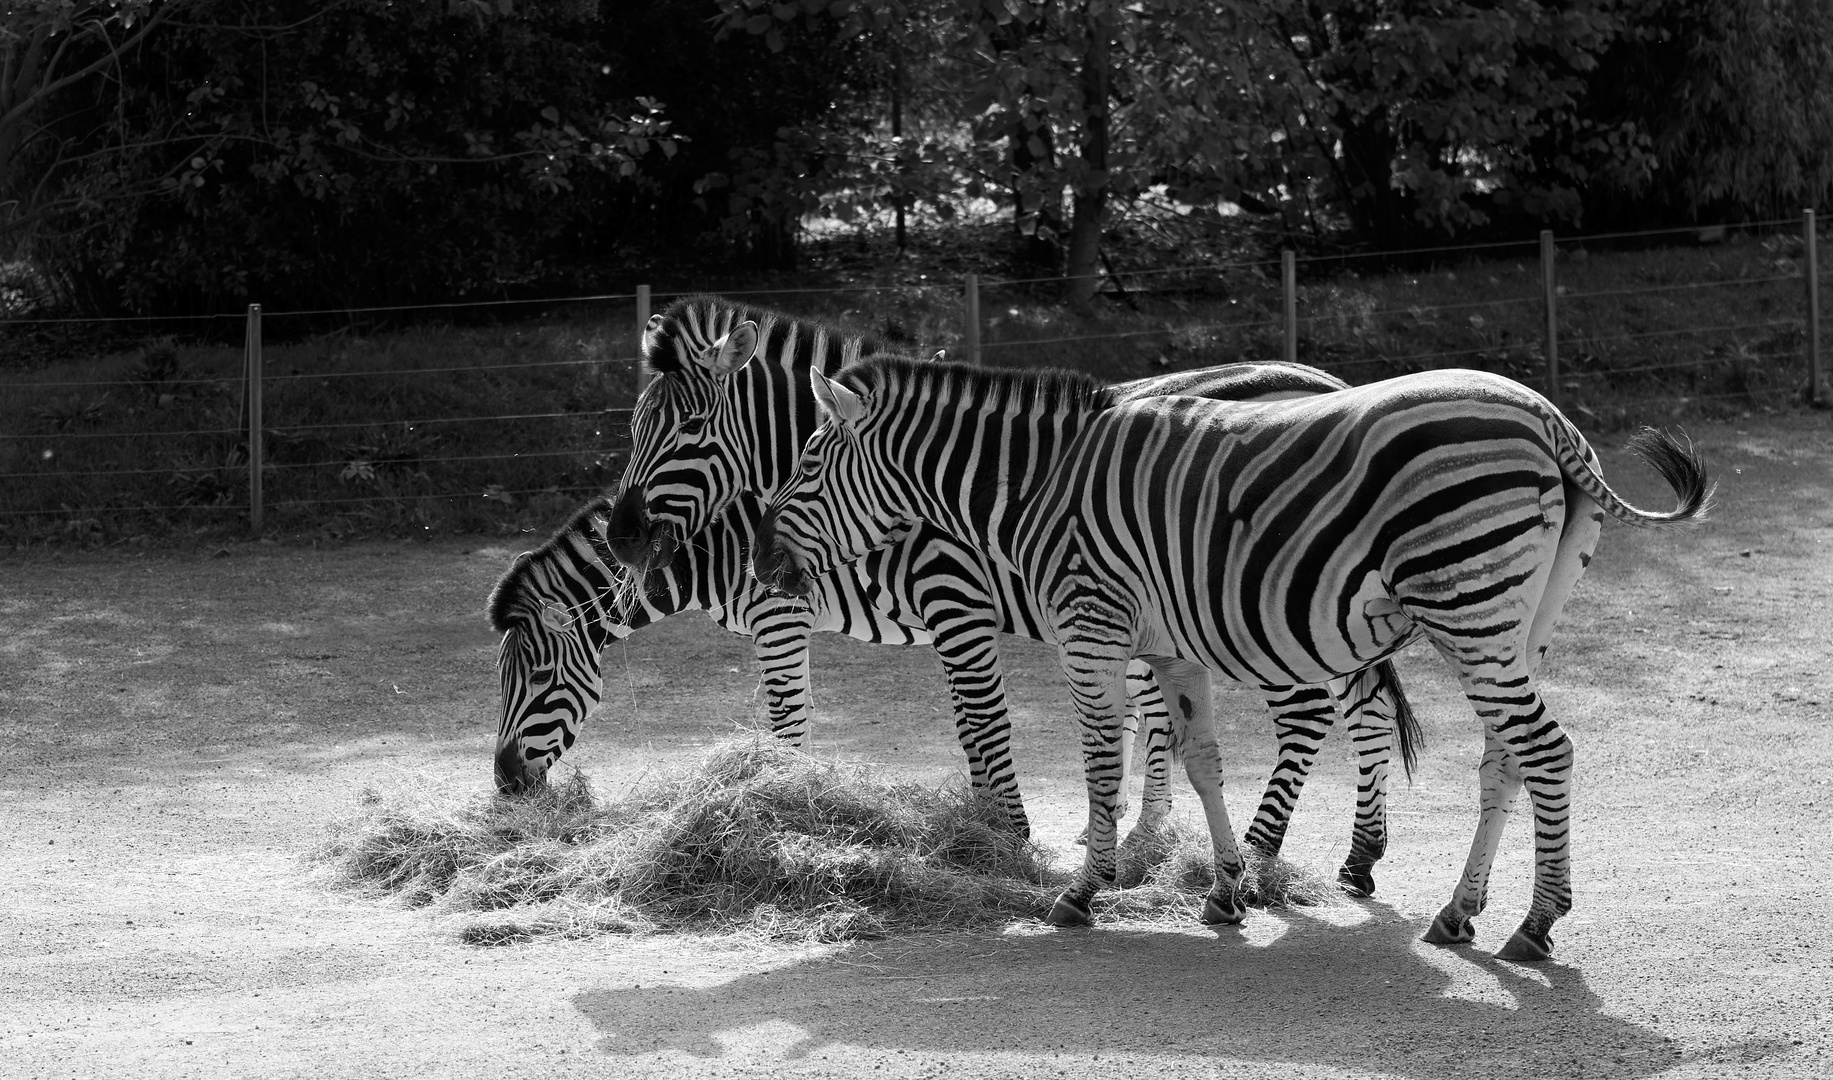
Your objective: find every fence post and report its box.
[1806,210,1823,406]
[635,284,652,397]
[1281,250,1298,366]
[245,303,263,534]
[1540,230,1560,409]
[963,273,981,365]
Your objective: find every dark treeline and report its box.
[2,0,1830,315]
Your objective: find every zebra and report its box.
[489,490,1187,820]
[752,356,1712,960]
[604,295,1421,894]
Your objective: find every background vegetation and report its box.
[5,0,1833,314]
[2,1,1829,546]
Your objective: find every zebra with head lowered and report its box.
[754,356,1711,960]
[605,295,1422,894]
[489,491,1180,815]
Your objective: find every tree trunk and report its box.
[1064,14,1108,308]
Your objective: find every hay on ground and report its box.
[311,739,1341,944]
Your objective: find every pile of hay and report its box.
[312,739,1337,945]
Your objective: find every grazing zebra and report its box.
[753,357,1711,960]
[488,491,1181,818]
[606,295,1421,894]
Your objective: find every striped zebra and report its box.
[753,357,1711,960]
[605,295,1421,894]
[489,491,1181,821]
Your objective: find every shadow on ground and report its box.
[569,906,1733,1078]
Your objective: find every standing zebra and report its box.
[754,357,1711,960]
[606,295,1421,894]
[489,491,1180,822]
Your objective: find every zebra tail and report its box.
[1555,422,1716,527]
[1373,659,1422,783]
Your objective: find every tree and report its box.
[1,1,191,254]
[1575,0,1833,227]
[9,0,681,312]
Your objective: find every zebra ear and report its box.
[810,368,865,426]
[701,320,760,377]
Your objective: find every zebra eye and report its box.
[528,667,554,687]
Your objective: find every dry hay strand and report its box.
[312,740,1342,944]
[313,740,1058,943]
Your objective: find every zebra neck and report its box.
[911,389,1103,566]
[737,316,873,501]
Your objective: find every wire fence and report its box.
[3,214,1827,542]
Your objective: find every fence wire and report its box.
[3,214,1827,534]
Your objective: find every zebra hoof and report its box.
[1045,892,1093,927]
[1201,887,1246,926]
[1421,906,1475,946]
[1337,863,1376,898]
[1495,925,1554,963]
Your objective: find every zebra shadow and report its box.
[569,905,1738,1078]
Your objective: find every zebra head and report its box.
[488,503,655,793]
[755,366,909,597]
[608,302,763,572]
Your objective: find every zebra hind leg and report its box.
[1241,683,1336,902]
[1422,666,1573,962]
[1334,660,1416,897]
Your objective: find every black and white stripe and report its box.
[605,296,1422,889]
[489,493,1178,825]
[756,357,1710,958]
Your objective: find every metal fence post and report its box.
[1281,250,1298,366]
[963,273,981,365]
[245,304,263,534]
[1806,210,1823,406]
[635,284,652,397]
[1541,230,1560,409]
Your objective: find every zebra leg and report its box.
[1122,661,1174,839]
[1045,644,1134,927]
[1078,663,1160,846]
[909,579,1031,838]
[749,604,820,746]
[1337,666,1402,897]
[1145,655,1246,926]
[1242,683,1337,860]
[1424,670,1574,962]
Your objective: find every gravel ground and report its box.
[3,416,1830,1079]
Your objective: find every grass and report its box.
[311,739,1339,946]
[3,221,1822,546]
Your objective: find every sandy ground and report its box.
[3,415,1831,1079]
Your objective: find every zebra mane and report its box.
[835,353,1114,417]
[486,495,618,633]
[645,294,886,378]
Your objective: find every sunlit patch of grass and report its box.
[310,739,1342,945]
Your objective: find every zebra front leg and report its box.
[1145,655,1246,926]
[1045,645,1133,927]
[1078,662,1167,848]
[750,606,819,746]
[917,591,1031,837]
[1122,660,1174,839]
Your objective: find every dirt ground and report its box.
[4,415,1831,1080]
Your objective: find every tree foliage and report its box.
[12,0,680,312]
